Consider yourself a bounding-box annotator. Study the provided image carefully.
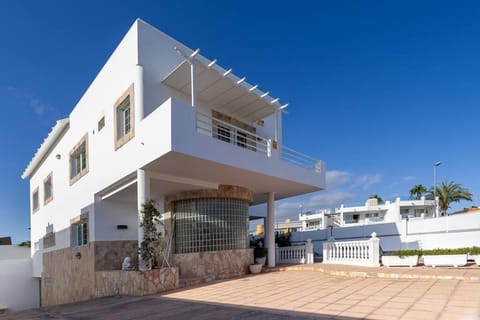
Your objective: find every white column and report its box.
[137,169,150,270]
[135,64,144,125]
[190,62,197,107]
[267,192,275,267]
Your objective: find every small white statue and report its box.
[122,257,132,270]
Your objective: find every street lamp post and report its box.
[433,161,442,217]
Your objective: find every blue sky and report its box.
[1,1,479,243]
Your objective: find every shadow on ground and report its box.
[0,295,360,320]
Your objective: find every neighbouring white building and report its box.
[297,197,435,231]
[0,245,39,312]
[299,209,334,231]
[21,19,325,306]
[338,197,436,227]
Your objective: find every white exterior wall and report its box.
[291,212,480,254]
[94,199,138,241]
[29,22,141,276]
[0,246,39,311]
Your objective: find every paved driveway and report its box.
[3,271,480,319]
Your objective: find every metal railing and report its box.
[196,111,269,155]
[195,111,324,173]
[282,145,324,173]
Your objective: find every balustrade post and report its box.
[369,232,380,267]
[275,243,279,264]
[306,239,314,264]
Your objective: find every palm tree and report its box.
[368,194,384,204]
[434,181,473,216]
[409,184,427,200]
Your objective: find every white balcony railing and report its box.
[276,239,314,264]
[322,233,380,267]
[196,111,324,173]
[281,146,324,173]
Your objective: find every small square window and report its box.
[44,173,53,205]
[32,188,39,213]
[98,116,105,132]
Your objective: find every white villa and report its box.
[298,197,435,231]
[21,19,325,306]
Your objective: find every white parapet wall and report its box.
[291,212,480,255]
[0,246,39,312]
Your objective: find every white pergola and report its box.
[162,48,288,124]
[162,48,287,267]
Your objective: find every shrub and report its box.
[383,249,423,257]
[422,248,470,255]
[253,247,268,259]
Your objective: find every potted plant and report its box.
[254,247,268,266]
[381,249,422,267]
[422,248,469,268]
[248,263,262,274]
[469,246,480,266]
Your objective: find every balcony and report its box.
[140,97,326,204]
[196,111,324,174]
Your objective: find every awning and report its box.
[162,55,287,123]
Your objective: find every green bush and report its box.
[422,248,470,255]
[470,246,480,255]
[253,247,267,259]
[383,249,423,257]
[383,246,480,257]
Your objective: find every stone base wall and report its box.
[95,267,179,297]
[42,243,95,306]
[173,249,253,280]
[94,240,138,271]
[43,241,178,306]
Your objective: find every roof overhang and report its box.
[22,118,69,180]
[162,54,287,124]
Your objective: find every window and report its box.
[237,131,247,148]
[98,116,105,132]
[217,124,231,143]
[32,188,39,213]
[69,135,88,185]
[43,173,53,205]
[43,232,56,248]
[71,213,88,247]
[114,85,134,149]
[211,110,256,150]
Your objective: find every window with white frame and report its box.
[32,187,39,213]
[43,173,53,205]
[114,85,134,149]
[71,215,88,247]
[69,135,88,184]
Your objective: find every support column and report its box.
[267,192,275,267]
[190,62,197,107]
[137,169,150,270]
[135,64,144,125]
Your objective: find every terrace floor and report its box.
[3,265,480,319]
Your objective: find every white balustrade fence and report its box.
[322,232,380,267]
[276,239,314,264]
